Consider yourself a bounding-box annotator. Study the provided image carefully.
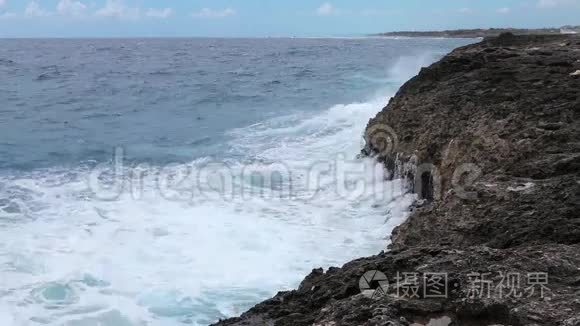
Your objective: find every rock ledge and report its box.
[214,34,580,326]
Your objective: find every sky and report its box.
[0,0,579,37]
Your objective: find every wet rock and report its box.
[213,34,580,326]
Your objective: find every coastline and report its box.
[214,33,580,326]
[372,26,579,39]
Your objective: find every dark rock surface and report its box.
[214,34,580,326]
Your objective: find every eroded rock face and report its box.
[365,33,580,251]
[214,34,580,326]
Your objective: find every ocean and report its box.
[0,37,472,325]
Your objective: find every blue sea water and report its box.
[0,37,471,325]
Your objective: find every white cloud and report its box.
[25,1,51,16]
[457,7,474,14]
[0,0,5,8]
[95,0,140,19]
[537,0,578,8]
[191,8,236,18]
[57,0,87,16]
[317,2,337,16]
[497,7,511,14]
[146,7,173,19]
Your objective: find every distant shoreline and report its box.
[372,26,579,38]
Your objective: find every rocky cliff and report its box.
[214,34,580,326]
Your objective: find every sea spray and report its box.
[0,38,471,326]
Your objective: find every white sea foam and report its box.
[0,54,436,326]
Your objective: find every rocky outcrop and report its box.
[214,34,580,326]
